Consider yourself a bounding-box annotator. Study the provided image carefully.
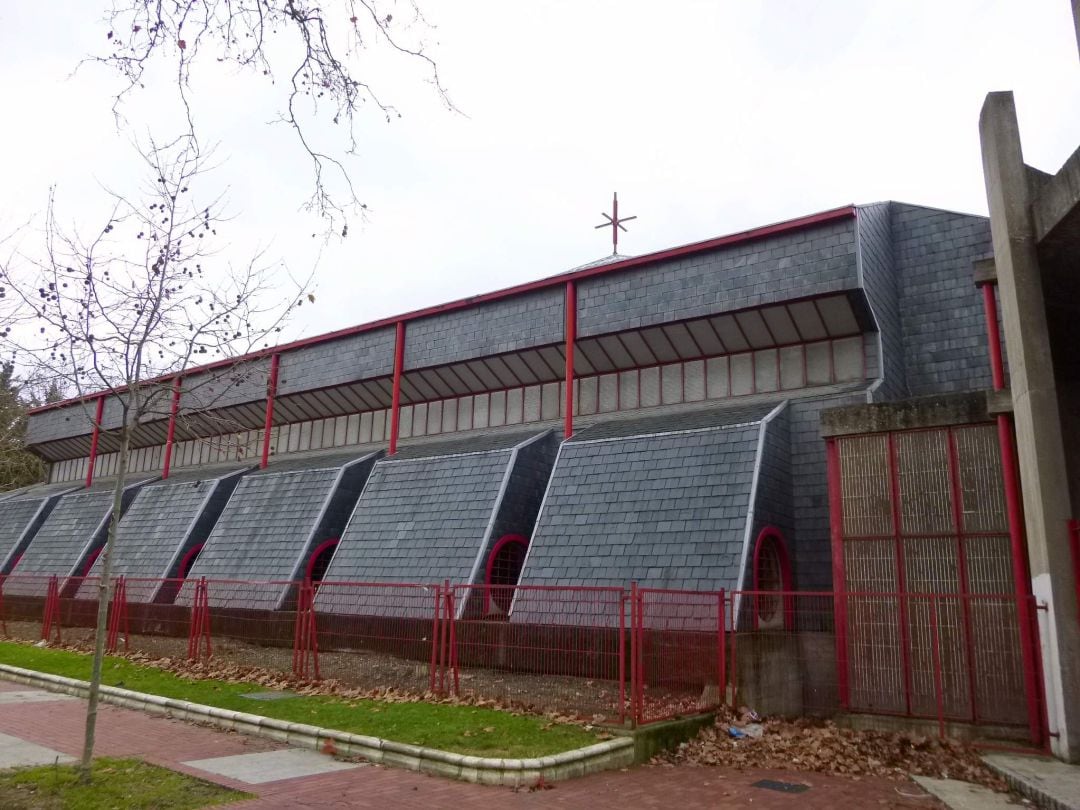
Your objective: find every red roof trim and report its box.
[29,204,856,414]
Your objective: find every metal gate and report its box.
[827,423,1041,737]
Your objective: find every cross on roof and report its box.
[594,192,636,255]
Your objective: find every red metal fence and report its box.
[0,573,1044,741]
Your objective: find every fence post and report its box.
[718,589,726,710]
[187,577,211,662]
[429,582,442,694]
[929,595,946,740]
[106,576,129,653]
[42,575,61,644]
[628,582,637,726]
[292,579,320,680]
[0,576,6,637]
[437,579,450,694]
[447,586,460,696]
[618,587,627,725]
[729,590,738,710]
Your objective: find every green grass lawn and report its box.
[0,757,248,810]
[0,642,597,758]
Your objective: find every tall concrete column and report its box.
[980,91,1080,761]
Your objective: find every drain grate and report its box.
[239,691,297,702]
[751,779,810,794]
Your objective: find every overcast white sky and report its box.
[1,1,1078,346]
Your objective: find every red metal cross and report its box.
[594,192,636,254]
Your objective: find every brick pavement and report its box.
[0,680,942,808]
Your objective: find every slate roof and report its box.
[179,449,380,610]
[75,464,253,603]
[0,482,83,502]
[513,403,786,624]
[315,431,558,617]
[0,500,52,574]
[392,429,544,459]
[3,476,154,597]
[569,402,779,442]
[0,483,85,574]
[254,446,382,475]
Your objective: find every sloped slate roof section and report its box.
[513,404,788,624]
[180,450,380,610]
[253,446,384,475]
[0,482,83,503]
[315,431,557,617]
[392,428,545,459]
[75,464,253,603]
[3,476,153,597]
[569,402,779,442]
[0,497,62,575]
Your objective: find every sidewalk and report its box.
[0,680,943,809]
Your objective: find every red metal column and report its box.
[826,438,850,708]
[388,321,406,455]
[85,395,105,487]
[981,279,1043,745]
[887,433,914,716]
[982,284,1007,390]
[161,376,182,479]
[260,354,281,469]
[564,281,577,439]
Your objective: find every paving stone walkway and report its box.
[0,680,943,808]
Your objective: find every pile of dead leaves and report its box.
[654,715,1008,791]
[45,639,605,729]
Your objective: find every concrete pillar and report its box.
[1073,0,1080,58]
[979,91,1080,761]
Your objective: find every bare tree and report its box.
[0,134,308,782]
[90,0,454,232]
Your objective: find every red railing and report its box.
[0,574,1044,740]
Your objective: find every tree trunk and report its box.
[78,417,131,783]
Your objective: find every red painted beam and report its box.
[564,281,577,439]
[260,354,281,469]
[84,396,105,487]
[981,280,1044,746]
[825,438,849,709]
[161,377,182,479]
[30,205,857,416]
[388,321,406,455]
[982,283,1006,390]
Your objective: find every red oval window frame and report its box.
[484,534,529,615]
[751,526,794,630]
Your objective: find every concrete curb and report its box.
[0,664,634,786]
[982,753,1080,810]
